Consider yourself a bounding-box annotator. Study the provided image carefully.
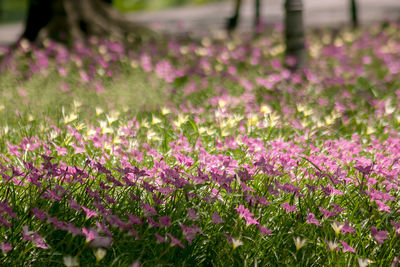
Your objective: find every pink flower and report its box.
[341,220,355,234]
[180,224,197,244]
[159,216,171,227]
[281,202,298,213]
[319,207,336,218]
[145,217,158,227]
[375,200,391,213]
[331,203,345,213]
[142,203,157,216]
[306,212,321,226]
[390,221,400,236]
[340,240,356,253]
[82,228,97,242]
[82,207,98,219]
[235,205,258,225]
[235,205,252,218]
[211,211,224,224]
[371,226,389,244]
[21,225,33,241]
[67,199,81,211]
[126,214,143,225]
[33,232,48,249]
[155,233,167,243]
[187,208,199,220]
[258,225,272,235]
[245,217,259,226]
[167,233,185,248]
[241,182,255,192]
[0,242,12,253]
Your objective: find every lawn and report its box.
[0,22,400,266]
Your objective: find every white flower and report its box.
[331,222,344,235]
[63,255,79,267]
[94,248,107,262]
[294,237,307,250]
[151,115,162,125]
[96,107,104,116]
[232,238,243,249]
[358,258,372,267]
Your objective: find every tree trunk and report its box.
[254,0,261,29]
[284,0,307,70]
[226,0,242,33]
[20,0,153,45]
[350,0,359,28]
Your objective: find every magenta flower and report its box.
[147,217,159,228]
[340,240,356,253]
[390,221,400,236]
[235,205,252,218]
[67,199,81,211]
[167,233,185,248]
[82,227,97,242]
[33,232,48,249]
[331,203,345,213]
[235,205,258,225]
[155,233,167,243]
[319,207,336,218]
[375,200,391,213]
[141,203,157,216]
[306,212,321,226]
[82,207,98,219]
[258,225,272,235]
[371,226,389,244]
[211,211,224,224]
[187,208,199,220]
[341,220,355,234]
[159,216,171,227]
[0,242,12,253]
[180,224,197,244]
[126,214,142,225]
[21,225,33,241]
[281,202,298,213]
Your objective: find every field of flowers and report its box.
[0,22,400,266]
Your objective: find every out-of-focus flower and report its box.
[0,242,12,253]
[340,240,355,253]
[96,107,104,116]
[161,107,171,115]
[371,226,389,244]
[174,114,189,128]
[260,105,271,114]
[152,115,162,125]
[64,112,78,124]
[211,211,223,224]
[99,120,113,134]
[325,239,339,251]
[63,255,79,267]
[232,238,243,249]
[331,222,344,235]
[73,100,82,110]
[247,114,259,127]
[107,110,120,124]
[358,258,372,267]
[294,237,307,250]
[94,248,107,262]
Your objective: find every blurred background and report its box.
[0,0,225,24]
[0,0,399,46]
